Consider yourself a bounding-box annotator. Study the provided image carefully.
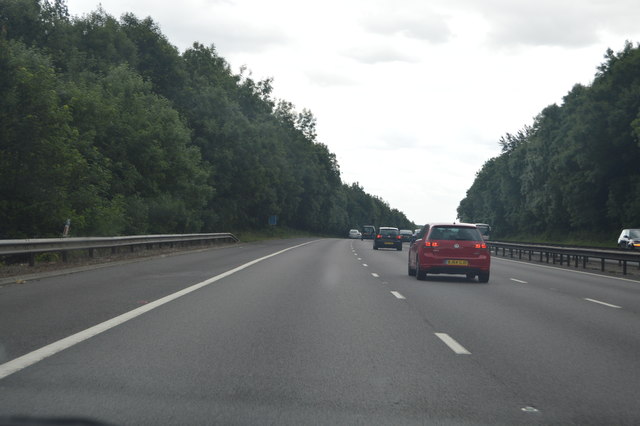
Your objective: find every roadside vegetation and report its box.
[458,41,640,247]
[0,0,414,239]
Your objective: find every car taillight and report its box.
[376,234,382,239]
[424,241,439,247]
[475,243,487,249]
[397,235,402,240]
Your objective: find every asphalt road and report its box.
[1,238,640,425]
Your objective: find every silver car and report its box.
[618,229,640,249]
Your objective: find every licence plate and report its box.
[445,259,468,265]
[384,242,394,245]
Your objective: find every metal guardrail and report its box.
[0,233,239,266]
[489,241,640,275]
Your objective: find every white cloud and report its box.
[304,70,357,87]
[446,0,640,48]
[361,10,453,43]
[343,45,420,64]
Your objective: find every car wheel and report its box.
[397,245,402,251]
[416,257,427,280]
[466,273,476,281]
[478,271,490,283]
[373,245,378,250]
[408,261,416,276]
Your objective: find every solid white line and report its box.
[390,291,405,299]
[371,273,379,278]
[0,240,318,381]
[584,298,622,309]
[510,278,528,283]
[435,333,471,355]
[494,257,640,284]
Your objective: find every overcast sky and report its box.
[66,0,640,226]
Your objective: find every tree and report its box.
[0,39,106,237]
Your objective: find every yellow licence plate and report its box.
[445,259,469,265]
[384,242,394,245]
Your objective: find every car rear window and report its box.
[380,228,398,236]
[428,226,482,241]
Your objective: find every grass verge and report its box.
[232,227,327,243]
[497,230,617,248]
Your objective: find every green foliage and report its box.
[458,41,640,240]
[0,0,413,238]
[0,38,103,237]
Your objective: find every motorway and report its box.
[1,238,640,425]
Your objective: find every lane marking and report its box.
[390,291,405,299]
[435,333,471,355]
[510,278,528,284]
[0,240,319,381]
[584,298,622,309]
[494,257,640,284]
[362,263,368,267]
[371,273,379,278]
[357,258,362,261]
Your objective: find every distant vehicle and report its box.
[373,227,402,251]
[617,228,640,249]
[474,223,491,240]
[414,228,422,236]
[361,225,376,240]
[399,229,413,242]
[348,229,361,239]
[408,223,490,282]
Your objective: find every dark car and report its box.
[361,225,376,240]
[399,229,413,242]
[474,223,491,241]
[373,227,402,251]
[618,228,640,249]
[408,223,490,282]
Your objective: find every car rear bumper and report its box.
[374,241,402,249]
[419,255,490,275]
[421,266,488,275]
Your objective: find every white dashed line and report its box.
[357,258,362,261]
[584,298,622,309]
[390,291,405,299]
[510,278,527,283]
[371,273,379,278]
[362,263,368,267]
[435,333,471,355]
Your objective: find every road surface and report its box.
[1,238,640,424]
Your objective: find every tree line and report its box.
[0,0,414,238]
[457,41,640,240]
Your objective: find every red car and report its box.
[408,223,491,282]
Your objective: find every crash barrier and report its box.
[0,233,239,266]
[489,241,640,276]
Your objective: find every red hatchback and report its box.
[408,223,491,282]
